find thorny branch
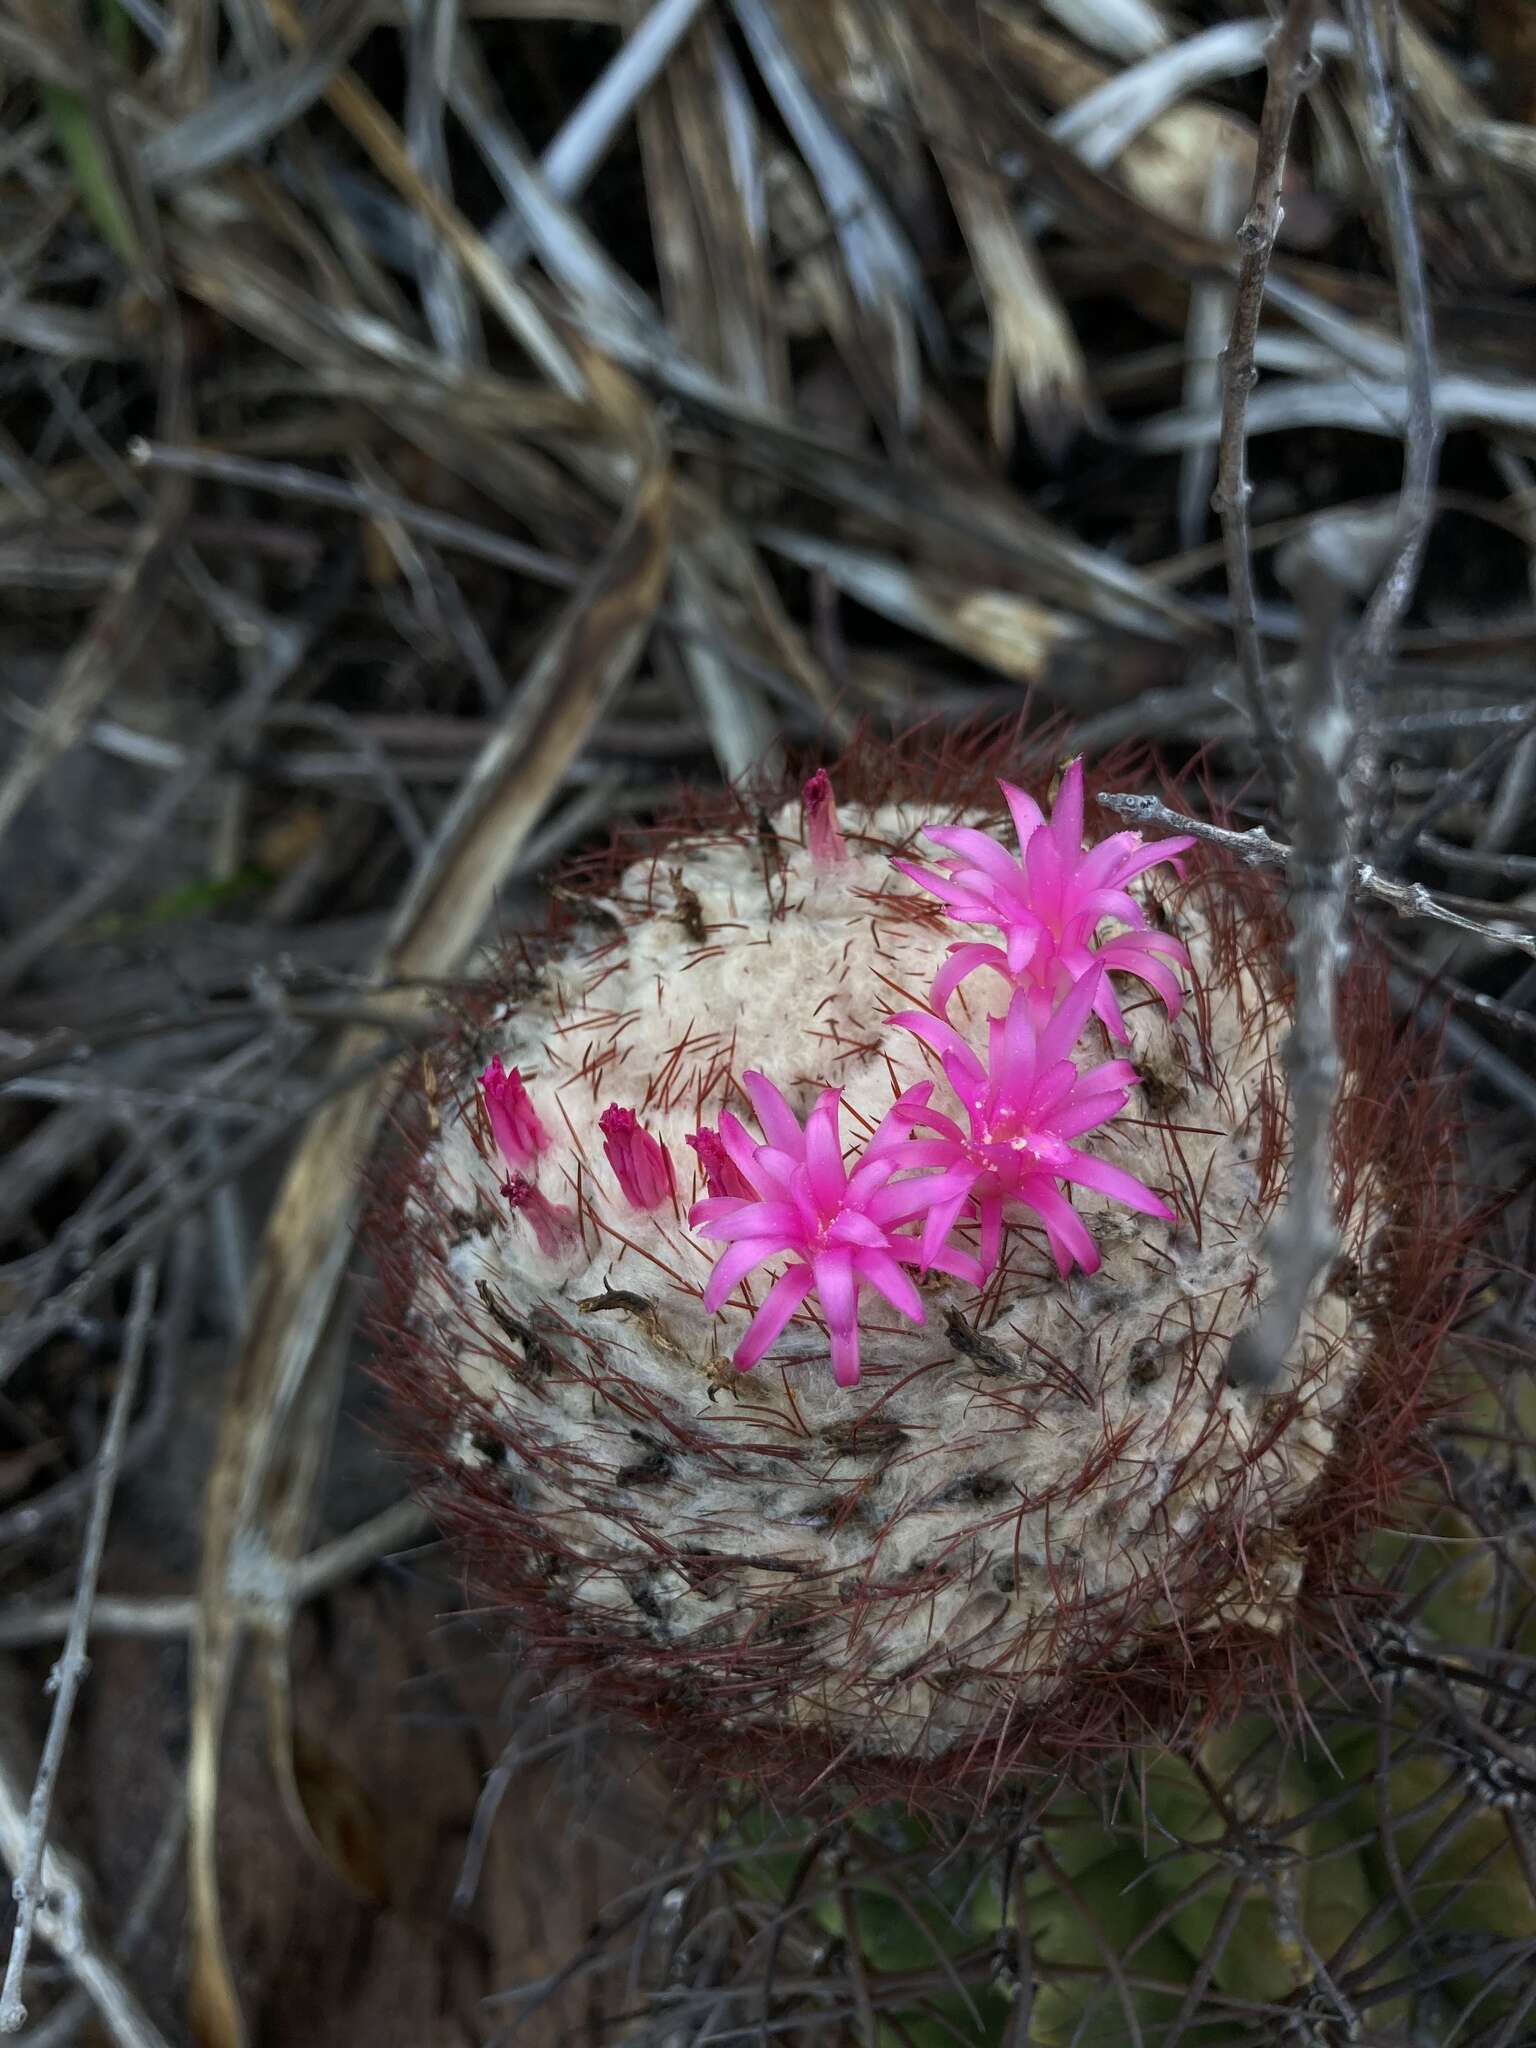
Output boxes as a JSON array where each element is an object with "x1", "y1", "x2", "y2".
[
  {"x1": 1226, "y1": 558, "x2": 1356, "y2": 1390},
  {"x1": 1341, "y1": 0, "x2": 1443, "y2": 689},
  {"x1": 1096, "y1": 793, "x2": 1536, "y2": 963},
  {"x1": 1213, "y1": 0, "x2": 1323, "y2": 782}
]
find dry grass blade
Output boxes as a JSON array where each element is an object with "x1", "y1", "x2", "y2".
[
  {"x1": 731, "y1": 0, "x2": 937, "y2": 431},
  {"x1": 759, "y1": 526, "x2": 1085, "y2": 694},
  {"x1": 139, "y1": 0, "x2": 376, "y2": 184},
  {"x1": 908, "y1": 9, "x2": 1090, "y2": 460},
  {"x1": 1038, "y1": 0, "x2": 1169, "y2": 62},
  {"x1": 1463, "y1": 120, "x2": 1536, "y2": 184},
  {"x1": 671, "y1": 547, "x2": 784, "y2": 786},
  {"x1": 488, "y1": 0, "x2": 717, "y2": 269},
  {"x1": 0, "y1": 528, "x2": 179, "y2": 848},
  {"x1": 258, "y1": 0, "x2": 593, "y2": 401},
  {"x1": 187, "y1": 444, "x2": 673, "y2": 2048},
  {"x1": 679, "y1": 393, "x2": 1207, "y2": 641}
]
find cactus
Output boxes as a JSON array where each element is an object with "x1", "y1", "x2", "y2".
[
  {"x1": 373, "y1": 740, "x2": 1467, "y2": 1802},
  {"x1": 568, "y1": 1644, "x2": 1529, "y2": 2045}
]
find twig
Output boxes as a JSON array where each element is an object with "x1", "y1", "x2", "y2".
[
  {"x1": 20, "y1": 1789, "x2": 186, "y2": 2048},
  {"x1": 1377, "y1": 705, "x2": 1536, "y2": 869},
  {"x1": 1341, "y1": 0, "x2": 1442, "y2": 686},
  {"x1": 1212, "y1": 0, "x2": 1322, "y2": 777},
  {"x1": 0, "y1": 1262, "x2": 159, "y2": 2032},
  {"x1": 1232, "y1": 557, "x2": 1355, "y2": 1390},
  {"x1": 0, "y1": 562, "x2": 353, "y2": 997},
  {"x1": 1177, "y1": 143, "x2": 1244, "y2": 553},
  {"x1": 0, "y1": 1498, "x2": 433, "y2": 1651},
  {"x1": 0, "y1": 1042, "x2": 404, "y2": 1386},
  {"x1": 124, "y1": 440, "x2": 808, "y2": 711},
  {"x1": 0, "y1": 1737, "x2": 173, "y2": 2048},
  {"x1": 1388, "y1": 971, "x2": 1536, "y2": 1125},
  {"x1": 1096, "y1": 791, "x2": 1536, "y2": 962}
]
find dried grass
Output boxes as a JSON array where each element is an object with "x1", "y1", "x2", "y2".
[{"x1": 0, "y1": 1, "x2": 1534, "y2": 2041}]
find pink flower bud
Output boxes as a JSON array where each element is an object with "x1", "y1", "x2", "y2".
[
  {"x1": 599, "y1": 1105, "x2": 675, "y2": 1212},
  {"x1": 802, "y1": 769, "x2": 847, "y2": 869},
  {"x1": 687, "y1": 1125, "x2": 753, "y2": 1200},
  {"x1": 502, "y1": 1173, "x2": 577, "y2": 1256},
  {"x1": 480, "y1": 1057, "x2": 548, "y2": 1169}
]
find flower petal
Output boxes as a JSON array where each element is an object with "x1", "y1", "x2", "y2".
[
  {"x1": 931, "y1": 943, "x2": 1010, "y2": 1016},
  {"x1": 1050, "y1": 1092, "x2": 1130, "y2": 1141},
  {"x1": 733, "y1": 1263, "x2": 815, "y2": 1371},
  {"x1": 921, "y1": 823, "x2": 1025, "y2": 892},
  {"x1": 891, "y1": 856, "x2": 976, "y2": 910},
  {"x1": 893, "y1": 1008, "x2": 984, "y2": 1085},
  {"x1": 1024, "y1": 822, "x2": 1063, "y2": 918},
  {"x1": 703, "y1": 1235, "x2": 784, "y2": 1312},
  {"x1": 718, "y1": 1111, "x2": 769, "y2": 1189},
  {"x1": 999, "y1": 985, "x2": 1039, "y2": 1089},
  {"x1": 829, "y1": 1326, "x2": 862, "y2": 1387},
  {"x1": 918, "y1": 1237, "x2": 988, "y2": 1288},
  {"x1": 803, "y1": 1092, "x2": 848, "y2": 1209},
  {"x1": 1000, "y1": 780, "x2": 1044, "y2": 847},
  {"x1": 1058, "y1": 1150, "x2": 1173, "y2": 1218},
  {"x1": 1036, "y1": 964, "x2": 1105, "y2": 1067},
  {"x1": 827, "y1": 1209, "x2": 889, "y2": 1250},
  {"x1": 1019, "y1": 1181, "x2": 1100, "y2": 1276},
  {"x1": 704, "y1": 1200, "x2": 808, "y2": 1243},
  {"x1": 976, "y1": 1194, "x2": 1005, "y2": 1275},
  {"x1": 854, "y1": 1248, "x2": 925, "y2": 1323},
  {"x1": 917, "y1": 1183, "x2": 973, "y2": 1268},
  {"x1": 1051, "y1": 758, "x2": 1084, "y2": 861},
  {"x1": 1108, "y1": 834, "x2": 1194, "y2": 884},
  {"x1": 812, "y1": 1248, "x2": 857, "y2": 1340},
  {"x1": 688, "y1": 1195, "x2": 752, "y2": 1233},
  {"x1": 741, "y1": 1071, "x2": 805, "y2": 1155}
]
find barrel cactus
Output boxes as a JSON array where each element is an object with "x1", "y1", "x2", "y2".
[{"x1": 374, "y1": 739, "x2": 1464, "y2": 1801}]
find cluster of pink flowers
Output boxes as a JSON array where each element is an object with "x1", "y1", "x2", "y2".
[
  {"x1": 480, "y1": 764, "x2": 1190, "y2": 1387},
  {"x1": 691, "y1": 763, "x2": 1191, "y2": 1386}
]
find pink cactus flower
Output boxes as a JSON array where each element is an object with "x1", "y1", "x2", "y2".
[
  {"x1": 600, "y1": 1105, "x2": 675, "y2": 1211},
  {"x1": 690, "y1": 1072, "x2": 982, "y2": 1388},
  {"x1": 502, "y1": 1172, "x2": 577, "y2": 1257},
  {"x1": 480, "y1": 1056, "x2": 549, "y2": 1168},
  {"x1": 802, "y1": 768, "x2": 848, "y2": 869},
  {"x1": 893, "y1": 760, "x2": 1193, "y2": 1042},
  {"x1": 687, "y1": 1125, "x2": 754, "y2": 1200},
  {"x1": 892, "y1": 966, "x2": 1172, "y2": 1278}
]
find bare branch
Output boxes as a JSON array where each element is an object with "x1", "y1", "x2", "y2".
[
  {"x1": 1096, "y1": 792, "x2": 1536, "y2": 961},
  {"x1": 1341, "y1": 0, "x2": 1442, "y2": 685},
  {"x1": 1213, "y1": 0, "x2": 1323, "y2": 777},
  {"x1": 0, "y1": 1498, "x2": 433, "y2": 1652},
  {"x1": 0, "y1": 1263, "x2": 159, "y2": 2033},
  {"x1": 1226, "y1": 560, "x2": 1354, "y2": 1390}
]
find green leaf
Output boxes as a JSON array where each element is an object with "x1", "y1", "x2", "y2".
[{"x1": 41, "y1": 83, "x2": 138, "y2": 266}]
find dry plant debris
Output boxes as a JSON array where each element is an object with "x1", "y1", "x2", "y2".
[{"x1": 0, "y1": 0, "x2": 1533, "y2": 2043}]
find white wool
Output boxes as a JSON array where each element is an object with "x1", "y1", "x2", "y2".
[{"x1": 411, "y1": 801, "x2": 1367, "y2": 1757}]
